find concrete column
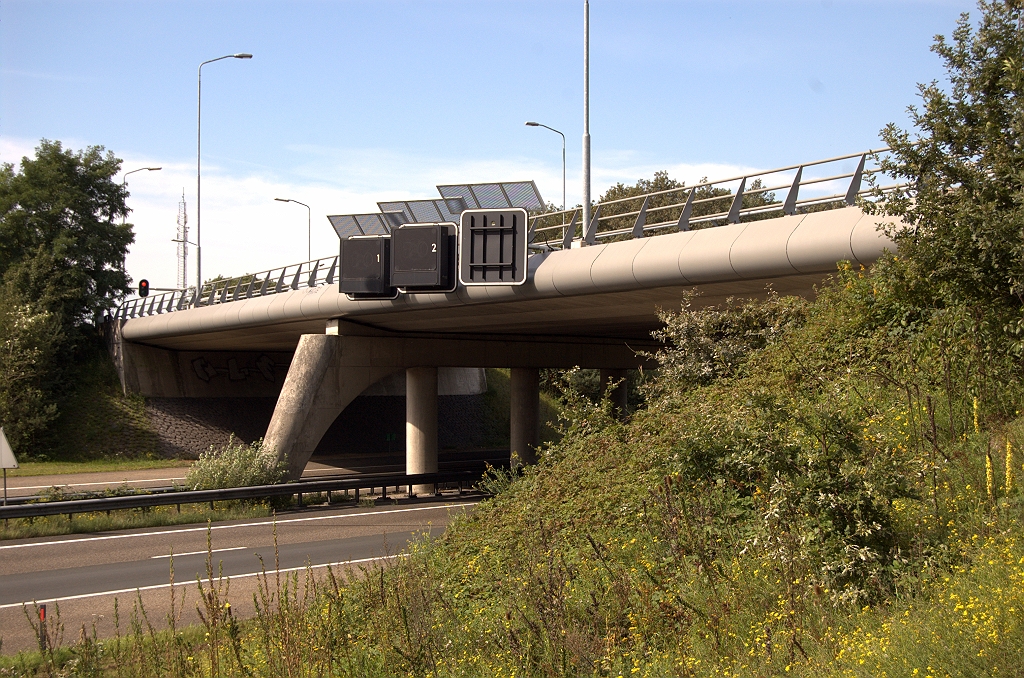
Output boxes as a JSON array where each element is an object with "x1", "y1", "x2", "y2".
[
  {"x1": 406, "y1": 366, "x2": 438, "y2": 495},
  {"x1": 510, "y1": 367, "x2": 540, "y2": 468},
  {"x1": 600, "y1": 368, "x2": 629, "y2": 417}
]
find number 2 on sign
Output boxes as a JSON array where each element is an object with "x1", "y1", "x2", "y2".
[{"x1": 431, "y1": 243, "x2": 436, "y2": 252}]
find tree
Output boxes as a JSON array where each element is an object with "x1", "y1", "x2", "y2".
[
  {"x1": 874, "y1": 1, "x2": 1024, "y2": 340},
  {"x1": 0, "y1": 140, "x2": 133, "y2": 331},
  {"x1": 0, "y1": 291, "x2": 61, "y2": 452},
  {"x1": 0, "y1": 140, "x2": 133, "y2": 451}
]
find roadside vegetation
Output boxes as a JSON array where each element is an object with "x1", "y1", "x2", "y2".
[
  {"x1": 0, "y1": 503, "x2": 273, "y2": 542},
  {"x1": 4, "y1": 2, "x2": 1024, "y2": 674}
]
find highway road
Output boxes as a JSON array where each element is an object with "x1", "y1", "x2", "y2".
[{"x1": 0, "y1": 497, "x2": 477, "y2": 653}]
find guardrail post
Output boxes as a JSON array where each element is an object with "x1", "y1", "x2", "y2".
[
  {"x1": 297, "y1": 492, "x2": 303, "y2": 507},
  {"x1": 783, "y1": 166, "x2": 803, "y2": 215},
  {"x1": 584, "y1": 205, "x2": 601, "y2": 245},
  {"x1": 845, "y1": 155, "x2": 866, "y2": 205},
  {"x1": 631, "y1": 196, "x2": 649, "y2": 239},
  {"x1": 677, "y1": 188, "x2": 695, "y2": 232},
  {"x1": 727, "y1": 178, "x2": 746, "y2": 224},
  {"x1": 562, "y1": 210, "x2": 578, "y2": 249}
]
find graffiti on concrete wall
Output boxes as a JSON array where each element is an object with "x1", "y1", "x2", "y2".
[{"x1": 191, "y1": 355, "x2": 282, "y2": 383}]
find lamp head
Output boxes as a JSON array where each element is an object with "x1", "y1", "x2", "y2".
[
  {"x1": 148, "y1": 167, "x2": 162, "y2": 171},
  {"x1": 234, "y1": 53, "x2": 253, "y2": 59},
  {"x1": 275, "y1": 198, "x2": 289, "y2": 203},
  {"x1": 525, "y1": 121, "x2": 539, "y2": 126}
]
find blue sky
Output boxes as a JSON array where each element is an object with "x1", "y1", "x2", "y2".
[{"x1": 1, "y1": 0, "x2": 973, "y2": 288}]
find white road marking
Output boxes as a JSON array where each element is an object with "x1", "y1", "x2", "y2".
[
  {"x1": 0, "y1": 555, "x2": 403, "y2": 610},
  {"x1": 150, "y1": 546, "x2": 247, "y2": 559},
  {"x1": 0, "y1": 502, "x2": 477, "y2": 551}
]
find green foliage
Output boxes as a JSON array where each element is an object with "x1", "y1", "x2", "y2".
[
  {"x1": 183, "y1": 437, "x2": 286, "y2": 491},
  {"x1": 873, "y1": 0, "x2": 1024, "y2": 352},
  {"x1": 0, "y1": 140, "x2": 132, "y2": 329},
  {"x1": 45, "y1": 343, "x2": 160, "y2": 461},
  {"x1": 0, "y1": 140, "x2": 134, "y2": 455},
  {"x1": 650, "y1": 289, "x2": 808, "y2": 391},
  {"x1": 0, "y1": 291, "x2": 60, "y2": 452}
]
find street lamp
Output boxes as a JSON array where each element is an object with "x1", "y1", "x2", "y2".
[
  {"x1": 275, "y1": 198, "x2": 311, "y2": 262},
  {"x1": 121, "y1": 167, "x2": 162, "y2": 225},
  {"x1": 525, "y1": 122, "x2": 565, "y2": 225},
  {"x1": 582, "y1": 0, "x2": 592, "y2": 241},
  {"x1": 197, "y1": 52, "x2": 252, "y2": 294}
]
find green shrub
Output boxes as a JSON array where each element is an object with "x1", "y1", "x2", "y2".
[{"x1": 183, "y1": 436, "x2": 285, "y2": 490}]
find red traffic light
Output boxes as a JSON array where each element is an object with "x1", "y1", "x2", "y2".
[{"x1": 139, "y1": 279, "x2": 150, "y2": 297}]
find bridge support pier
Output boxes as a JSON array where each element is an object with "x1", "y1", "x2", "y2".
[
  {"x1": 406, "y1": 367, "x2": 439, "y2": 495},
  {"x1": 600, "y1": 368, "x2": 629, "y2": 417},
  {"x1": 263, "y1": 329, "x2": 647, "y2": 480},
  {"x1": 510, "y1": 367, "x2": 540, "y2": 468}
]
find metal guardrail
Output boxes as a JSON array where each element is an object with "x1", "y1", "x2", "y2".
[
  {"x1": 115, "y1": 253, "x2": 341, "y2": 320},
  {"x1": 0, "y1": 470, "x2": 481, "y2": 521},
  {"x1": 115, "y1": 148, "x2": 905, "y2": 320},
  {"x1": 530, "y1": 148, "x2": 903, "y2": 249}
]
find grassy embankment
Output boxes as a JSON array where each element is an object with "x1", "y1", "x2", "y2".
[{"x1": 4, "y1": 257, "x2": 1023, "y2": 675}]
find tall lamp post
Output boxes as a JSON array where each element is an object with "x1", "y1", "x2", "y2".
[
  {"x1": 582, "y1": 0, "x2": 591, "y2": 242},
  {"x1": 197, "y1": 52, "x2": 252, "y2": 294},
  {"x1": 275, "y1": 198, "x2": 312, "y2": 262},
  {"x1": 525, "y1": 122, "x2": 565, "y2": 226},
  {"x1": 121, "y1": 167, "x2": 162, "y2": 225}
]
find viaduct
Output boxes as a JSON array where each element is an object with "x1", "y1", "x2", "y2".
[{"x1": 112, "y1": 150, "x2": 901, "y2": 484}]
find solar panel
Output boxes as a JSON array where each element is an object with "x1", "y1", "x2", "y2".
[
  {"x1": 327, "y1": 215, "x2": 364, "y2": 239},
  {"x1": 357, "y1": 214, "x2": 391, "y2": 235},
  {"x1": 438, "y1": 184, "x2": 479, "y2": 208},
  {"x1": 375, "y1": 199, "x2": 458, "y2": 224},
  {"x1": 327, "y1": 213, "x2": 395, "y2": 238},
  {"x1": 377, "y1": 201, "x2": 413, "y2": 223},
  {"x1": 437, "y1": 181, "x2": 544, "y2": 211},
  {"x1": 410, "y1": 200, "x2": 444, "y2": 222}
]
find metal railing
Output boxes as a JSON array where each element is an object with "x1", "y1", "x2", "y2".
[
  {"x1": 528, "y1": 147, "x2": 904, "y2": 249},
  {"x1": 0, "y1": 470, "x2": 482, "y2": 521},
  {"x1": 116, "y1": 254, "x2": 341, "y2": 320},
  {"x1": 115, "y1": 148, "x2": 905, "y2": 320}
]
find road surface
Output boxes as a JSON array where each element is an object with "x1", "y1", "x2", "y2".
[{"x1": 0, "y1": 497, "x2": 477, "y2": 653}]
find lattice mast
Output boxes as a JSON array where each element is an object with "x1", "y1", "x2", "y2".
[{"x1": 176, "y1": 191, "x2": 188, "y2": 290}]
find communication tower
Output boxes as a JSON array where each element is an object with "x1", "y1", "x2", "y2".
[{"x1": 175, "y1": 191, "x2": 188, "y2": 290}]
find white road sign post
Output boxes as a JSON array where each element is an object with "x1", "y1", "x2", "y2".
[{"x1": 0, "y1": 426, "x2": 18, "y2": 507}]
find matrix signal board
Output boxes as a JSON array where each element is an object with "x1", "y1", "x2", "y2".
[{"x1": 458, "y1": 208, "x2": 528, "y2": 286}]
